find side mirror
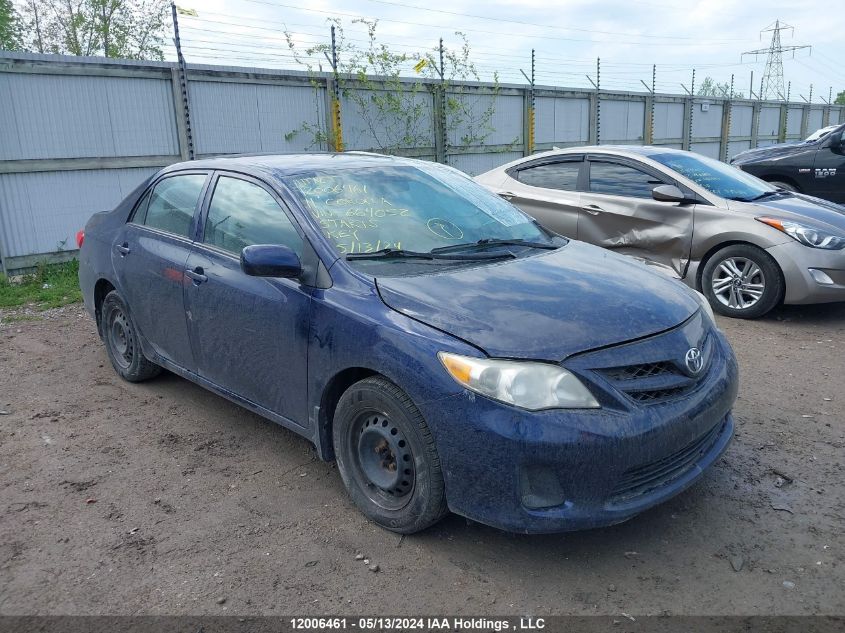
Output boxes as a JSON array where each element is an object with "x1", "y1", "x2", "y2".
[
  {"x1": 830, "y1": 131, "x2": 844, "y2": 151},
  {"x1": 652, "y1": 184, "x2": 688, "y2": 204},
  {"x1": 240, "y1": 244, "x2": 301, "y2": 278}
]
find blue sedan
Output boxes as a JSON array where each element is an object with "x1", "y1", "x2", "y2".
[{"x1": 78, "y1": 153, "x2": 738, "y2": 534}]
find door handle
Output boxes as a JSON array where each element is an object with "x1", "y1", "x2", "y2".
[
  {"x1": 185, "y1": 267, "x2": 208, "y2": 284},
  {"x1": 497, "y1": 191, "x2": 517, "y2": 200},
  {"x1": 583, "y1": 204, "x2": 603, "y2": 215},
  {"x1": 115, "y1": 243, "x2": 131, "y2": 256}
]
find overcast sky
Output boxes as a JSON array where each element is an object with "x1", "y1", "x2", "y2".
[{"x1": 173, "y1": 0, "x2": 844, "y2": 101}]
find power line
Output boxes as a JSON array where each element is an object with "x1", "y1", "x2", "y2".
[
  {"x1": 360, "y1": 0, "x2": 749, "y2": 41},
  {"x1": 232, "y1": 0, "x2": 758, "y2": 47}
]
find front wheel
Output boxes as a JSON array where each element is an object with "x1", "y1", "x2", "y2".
[
  {"x1": 333, "y1": 377, "x2": 448, "y2": 534},
  {"x1": 701, "y1": 244, "x2": 783, "y2": 319}
]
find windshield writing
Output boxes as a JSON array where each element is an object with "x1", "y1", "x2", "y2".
[{"x1": 287, "y1": 165, "x2": 546, "y2": 256}]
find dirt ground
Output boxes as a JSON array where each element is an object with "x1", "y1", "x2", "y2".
[{"x1": 0, "y1": 301, "x2": 843, "y2": 617}]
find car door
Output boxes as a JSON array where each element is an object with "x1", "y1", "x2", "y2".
[
  {"x1": 577, "y1": 156, "x2": 694, "y2": 278},
  {"x1": 112, "y1": 171, "x2": 210, "y2": 370},
  {"x1": 498, "y1": 156, "x2": 583, "y2": 238},
  {"x1": 183, "y1": 172, "x2": 311, "y2": 426},
  {"x1": 813, "y1": 128, "x2": 845, "y2": 203}
]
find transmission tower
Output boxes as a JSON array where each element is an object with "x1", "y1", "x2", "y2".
[{"x1": 742, "y1": 20, "x2": 810, "y2": 100}]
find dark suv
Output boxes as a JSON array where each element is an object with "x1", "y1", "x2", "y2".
[{"x1": 730, "y1": 123, "x2": 845, "y2": 203}]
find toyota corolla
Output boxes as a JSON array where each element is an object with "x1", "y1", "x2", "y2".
[{"x1": 78, "y1": 153, "x2": 738, "y2": 534}]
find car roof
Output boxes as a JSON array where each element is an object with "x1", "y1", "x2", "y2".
[
  {"x1": 159, "y1": 152, "x2": 423, "y2": 179},
  {"x1": 525, "y1": 145, "x2": 692, "y2": 161}
]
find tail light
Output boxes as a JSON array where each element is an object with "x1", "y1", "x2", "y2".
[{"x1": 76, "y1": 230, "x2": 85, "y2": 249}]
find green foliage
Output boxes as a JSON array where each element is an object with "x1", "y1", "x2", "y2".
[
  {"x1": 835, "y1": 90, "x2": 845, "y2": 106},
  {"x1": 284, "y1": 20, "x2": 508, "y2": 157},
  {"x1": 0, "y1": 0, "x2": 21, "y2": 49},
  {"x1": 15, "y1": 0, "x2": 168, "y2": 59},
  {"x1": 698, "y1": 76, "x2": 743, "y2": 99},
  {"x1": 0, "y1": 259, "x2": 82, "y2": 310}
]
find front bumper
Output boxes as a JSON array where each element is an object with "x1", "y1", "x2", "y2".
[
  {"x1": 767, "y1": 240, "x2": 845, "y2": 304},
  {"x1": 419, "y1": 318, "x2": 739, "y2": 534}
]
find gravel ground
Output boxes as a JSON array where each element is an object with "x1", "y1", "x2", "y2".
[{"x1": 0, "y1": 302, "x2": 843, "y2": 616}]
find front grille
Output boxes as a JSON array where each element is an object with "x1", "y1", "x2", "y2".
[
  {"x1": 628, "y1": 386, "x2": 688, "y2": 403},
  {"x1": 597, "y1": 332, "x2": 713, "y2": 406},
  {"x1": 604, "y1": 361, "x2": 673, "y2": 381},
  {"x1": 610, "y1": 421, "x2": 724, "y2": 503}
]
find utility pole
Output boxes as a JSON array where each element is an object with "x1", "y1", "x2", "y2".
[
  {"x1": 170, "y1": 2, "x2": 194, "y2": 160},
  {"x1": 742, "y1": 20, "x2": 810, "y2": 100}
]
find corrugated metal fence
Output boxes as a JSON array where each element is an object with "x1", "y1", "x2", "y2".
[{"x1": 1, "y1": 51, "x2": 843, "y2": 272}]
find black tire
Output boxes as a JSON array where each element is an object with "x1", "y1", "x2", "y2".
[
  {"x1": 770, "y1": 181, "x2": 798, "y2": 192},
  {"x1": 701, "y1": 244, "x2": 784, "y2": 319},
  {"x1": 333, "y1": 376, "x2": 448, "y2": 534},
  {"x1": 101, "y1": 290, "x2": 162, "y2": 382}
]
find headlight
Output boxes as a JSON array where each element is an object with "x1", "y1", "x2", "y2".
[
  {"x1": 438, "y1": 352, "x2": 600, "y2": 410},
  {"x1": 757, "y1": 217, "x2": 845, "y2": 250},
  {"x1": 693, "y1": 289, "x2": 716, "y2": 323}
]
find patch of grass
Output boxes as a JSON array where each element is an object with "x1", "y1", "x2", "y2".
[{"x1": 0, "y1": 260, "x2": 82, "y2": 310}]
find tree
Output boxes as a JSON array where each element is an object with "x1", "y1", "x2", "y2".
[
  {"x1": 15, "y1": 0, "x2": 169, "y2": 60},
  {"x1": 698, "y1": 76, "x2": 744, "y2": 99},
  {"x1": 0, "y1": 0, "x2": 21, "y2": 49},
  {"x1": 284, "y1": 19, "x2": 510, "y2": 156},
  {"x1": 836, "y1": 90, "x2": 845, "y2": 106}
]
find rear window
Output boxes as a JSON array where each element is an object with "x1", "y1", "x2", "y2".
[
  {"x1": 140, "y1": 174, "x2": 207, "y2": 237},
  {"x1": 517, "y1": 161, "x2": 581, "y2": 191}
]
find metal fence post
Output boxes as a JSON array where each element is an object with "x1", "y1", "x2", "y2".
[
  {"x1": 751, "y1": 101, "x2": 761, "y2": 148},
  {"x1": 779, "y1": 82, "x2": 791, "y2": 143},
  {"x1": 327, "y1": 26, "x2": 344, "y2": 152},
  {"x1": 800, "y1": 104, "x2": 810, "y2": 139},
  {"x1": 721, "y1": 74, "x2": 734, "y2": 162},
  {"x1": 520, "y1": 50, "x2": 535, "y2": 156},
  {"x1": 596, "y1": 58, "x2": 601, "y2": 144},
  {"x1": 433, "y1": 38, "x2": 448, "y2": 164},
  {"x1": 170, "y1": 2, "x2": 194, "y2": 160}
]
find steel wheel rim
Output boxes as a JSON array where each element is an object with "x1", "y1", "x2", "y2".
[
  {"x1": 108, "y1": 309, "x2": 134, "y2": 369},
  {"x1": 349, "y1": 412, "x2": 415, "y2": 511},
  {"x1": 711, "y1": 256, "x2": 766, "y2": 310}
]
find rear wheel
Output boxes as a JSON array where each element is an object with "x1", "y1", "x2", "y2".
[
  {"x1": 101, "y1": 290, "x2": 162, "y2": 382},
  {"x1": 333, "y1": 377, "x2": 448, "y2": 534},
  {"x1": 701, "y1": 244, "x2": 783, "y2": 319}
]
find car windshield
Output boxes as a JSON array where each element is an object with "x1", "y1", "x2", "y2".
[
  {"x1": 649, "y1": 152, "x2": 776, "y2": 202},
  {"x1": 284, "y1": 164, "x2": 555, "y2": 260},
  {"x1": 806, "y1": 126, "x2": 837, "y2": 141}
]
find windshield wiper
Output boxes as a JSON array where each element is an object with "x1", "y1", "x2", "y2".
[
  {"x1": 346, "y1": 247, "x2": 515, "y2": 261},
  {"x1": 430, "y1": 238, "x2": 558, "y2": 255},
  {"x1": 735, "y1": 189, "x2": 791, "y2": 202}
]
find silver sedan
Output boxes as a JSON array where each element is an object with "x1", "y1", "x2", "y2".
[{"x1": 475, "y1": 146, "x2": 845, "y2": 318}]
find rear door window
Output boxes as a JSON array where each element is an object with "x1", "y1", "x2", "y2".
[
  {"x1": 140, "y1": 174, "x2": 207, "y2": 237},
  {"x1": 589, "y1": 161, "x2": 664, "y2": 199},
  {"x1": 517, "y1": 161, "x2": 581, "y2": 191}
]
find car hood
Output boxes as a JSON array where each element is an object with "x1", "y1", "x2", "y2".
[
  {"x1": 375, "y1": 241, "x2": 700, "y2": 361},
  {"x1": 731, "y1": 142, "x2": 811, "y2": 164},
  {"x1": 731, "y1": 193, "x2": 845, "y2": 232}
]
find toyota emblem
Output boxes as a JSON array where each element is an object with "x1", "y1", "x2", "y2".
[{"x1": 685, "y1": 347, "x2": 703, "y2": 375}]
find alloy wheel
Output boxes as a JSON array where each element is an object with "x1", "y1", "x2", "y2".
[{"x1": 711, "y1": 256, "x2": 766, "y2": 310}]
